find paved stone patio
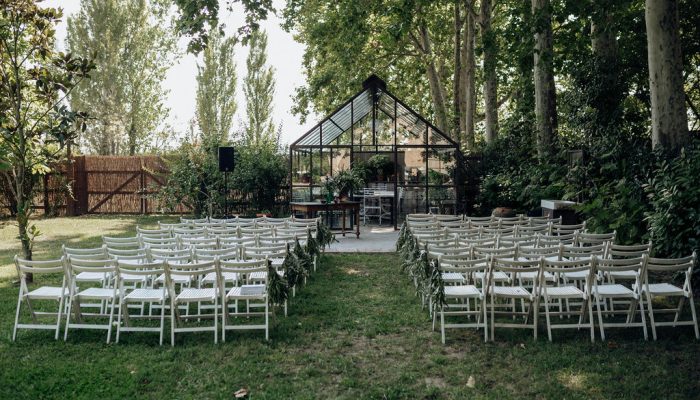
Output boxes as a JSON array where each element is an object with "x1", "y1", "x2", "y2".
[{"x1": 325, "y1": 225, "x2": 398, "y2": 253}]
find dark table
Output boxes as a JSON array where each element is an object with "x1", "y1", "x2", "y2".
[{"x1": 290, "y1": 201, "x2": 360, "y2": 238}]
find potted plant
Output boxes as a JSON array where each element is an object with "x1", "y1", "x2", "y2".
[{"x1": 334, "y1": 169, "x2": 365, "y2": 200}]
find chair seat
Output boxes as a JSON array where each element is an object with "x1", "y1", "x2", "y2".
[
  {"x1": 475, "y1": 271, "x2": 509, "y2": 282},
  {"x1": 76, "y1": 287, "x2": 118, "y2": 299},
  {"x1": 542, "y1": 286, "x2": 584, "y2": 298},
  {"x1": 124, "y1": 288, "x2": 167, "y2": 302},
  {"x1": 75, "y1": 272, "x2": 110, "y2": 282},
  {"x1": 26, "y1": 286, "x2": 68, "y2": 300},
  {"x1": 561, "y1": 270, "x2": 590, "y2": 280},
  {"x1": 608, "y1": 270, "x2": 637, "y2": 280},
  {"x1": 444, "y1": 285, "x2": 481, "y2": 298},
  {"x1": 441, "y1": 272, "x2": 465, "y2": 283},
  {"x1": 120, "y1": 273, "x2": 148, "y2": 283},
  {"x1": 176, "y1": 288, "x2": 217, "y2": 302},
  {"x1": 593, "y1": 284, "x2": 635, "y2": 298},
  {"x1": 155, "y1": 274, "x2": 191, "y2": 285},
  {"x1": 491, "y1": 286, "x2": 532, "y2": 298},
  {"x1": 520, "y1": 271, "x2": 555, "y2": 281},
  {"x1": 270, "y1": 258, "x2": 285, "y2": 267},
  {"x1": 203, "y1": 271, "x2": 238, "y2": 284},
  {"x1": 643, "y1": 283, "x2": 684, "y2": 296},
  {"x1": 227, "y1": 284, "x2": 266, "y2": 299}
]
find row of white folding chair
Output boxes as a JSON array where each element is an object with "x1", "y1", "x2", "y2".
[
  {"x1": 433, "y1": 251, "x2": 698, "y2": 343},
  {"x1": 12, "y1": 255, "x2": 274, "y2": 345}
]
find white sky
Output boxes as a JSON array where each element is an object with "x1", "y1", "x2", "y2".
[{"x1": 44, "y1": 0, "x2": 316, "y2": 146}]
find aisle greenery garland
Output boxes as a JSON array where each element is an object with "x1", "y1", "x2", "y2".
[{"x1": 267, "y1": 259, "x2": 289, "y2": 306}]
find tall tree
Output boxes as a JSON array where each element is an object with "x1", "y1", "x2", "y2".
[
  {"x1": 532, "y1": 0, "x2": 557, "y2": 157},
  {"x1": 0, "y1": 0, "x2": 93, "y2": 277},
  {"x1": 481, "y1": 0, "x2": 499, "y2": 143},
  {"x1": 67, "y1": 0, "x2": 176, "y2": 155},
  {"x1": 243, "y1": 30, "x2": 277, "y2": 148},
  {"x1": 196, "y1": 31, "x2": 237, "y2": 151},
  {"x1": 645, "y1": 0, "x2": 689, "y2": 150},
  {"x1": 461, "y1": 1, "x2": 476, "y2": 150}
]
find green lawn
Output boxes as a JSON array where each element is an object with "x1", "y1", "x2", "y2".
[{"x1": 0, "y1": 216, "x2": 699, "y2": 399}]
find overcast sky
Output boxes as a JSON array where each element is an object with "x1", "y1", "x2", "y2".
[{"x1": 44, "y1": 0, "x2": 317, "y2": 146}]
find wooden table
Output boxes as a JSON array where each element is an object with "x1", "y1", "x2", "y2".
[{"x1": 290, "y1": 201, "x2": 360, "y2": 238}]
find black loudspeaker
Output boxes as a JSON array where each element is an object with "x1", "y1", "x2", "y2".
[{"x1": 218, "y1": 146, "x2": 235, "y2": 172}]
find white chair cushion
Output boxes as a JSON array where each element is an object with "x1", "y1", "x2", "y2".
[
  {"x1": 541, "y1": 286, "x2": 583, "y2": 298},
  {"x1": 155, "y1": 274, "x2": 191, "y2": 285},
  {"x1": 475, "y1": 271, "x2": 509, "y2": 282},
  {"x1": 26, "y1": 286, "x2": 68, "y2": 299},
  {"x1": 124, "y1": 288, "x2": 166, "y2": 302},
  {"x1": 561, "y1": 270, "x2": 590, "y2": 280},
  {"x1": 444, "y1": 285, "x2": 481, "y2": 298},
  {"x1": 593, "y1": 284, "x2": 634, "y2": 298},
  {"x1": 441, "y1": 272, "x2": 465, "y2": 283},
  {"x1": 76, "y1": 287, "x2": 117, "y2": 299},
  {"x1": 227, "y1": 284, "x2": 266, "y2": 299},
  {"x1": 491, "y1": 286, "x2": 531, "y2": 298},
  {"x1": 644, "y1": 283, "x2": 684, "y2": 296},
  {"x1": 176, "y1": 288, "x2": 217, "y2": 302},
  {"x1": 202, "y1": 271, "x2": 238, "y2": 284},
  {"x1": 75, "y1": 272, "x2": 110, "y2": 282},
  {"x1": 608, "y1": 270, "x2": 637, "y2": 280}
]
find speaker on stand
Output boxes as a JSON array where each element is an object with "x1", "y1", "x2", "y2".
[{"x1": 218, "y1": 146, "x2": 235, "y2": 218}]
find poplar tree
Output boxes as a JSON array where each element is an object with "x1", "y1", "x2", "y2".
[{"x1": 242, "y1": 30, "x2": 277, "y2": 149}]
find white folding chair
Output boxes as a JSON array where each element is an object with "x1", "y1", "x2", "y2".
[
  {"x1": 488, "y1": 257, "x2": 541, "y2": 341},
  {"x1": 540, "y1": 257, "x2": 596, "y2": 342},
  {"x1": 219, "y1": 259, "x2": 270, "y2": 341},
  {"x1": 63, "y1": 257, "x2": 119, "y2": 342},
  {"x1": 643, "y1": 253, "x2": 699, "y2": 340},
  {"x1": 592, "y1": 256, "x2": 648, "y2": 340},
  {"x1": 438, "y1": 256, "x2": 489, "y2": 343},
  {"x1": 116, "y1": 260, "x2": 168, "y2": 345},
  {"x1": 12, "y1": 256, "x2": 69, "y2": 341},
  {"x1": 165, "y1": 260, "x2": 220, "y2": 346}
]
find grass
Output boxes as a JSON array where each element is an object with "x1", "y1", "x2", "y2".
[{"x1": 0, "y1": 216, "x2": 699, "y2": 399}]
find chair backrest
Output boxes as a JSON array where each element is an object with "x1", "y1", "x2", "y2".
[
  {"x1": 219, "y1": 258, "x2": 268, "y2": 283},
  {"x1": 516, "y1": 224, "x2": 550, "y2": 236},
  {"x1": 490, "y1": 257, "x2": 542, "y2": 288},
  {"x1": 518, "y1": 245, "x2": 561, "y2": 260},
  {"x1": 595, "y1": 255, "x2": 646, "y2": 274},
  {"x1": 459, "y1": 237, "x2": 497, "y2": 249},
  {"x1": 158, "y1": 222, "x2": 188, "y2": 230},
  {"x1": 178, "y1": 236, "x2": 218, "y2": 250},
  {"x1": 62, "y1": 244, "x2": 108, "y2": 258},
  {"x1": 607, "y1": 242, "x2": 651, "y2": 259},
  {"x1": 150, "y1": 251, "x2": 192, "y2": 265},
  {"x1": 240, "y1": 227, "x2": 272, "y2": 236},
  {"x1": 136, "y1": 226, "x2": 172, "y2": 239},
  {"x1": 139, "y1": 236, "x2": 179, "y2": 249},
  {"x1": 103, "y1": 236, "x2": 140, "y2": 249},
  {"x1": 407, "y1": 221, "x2": 439, "y2": 230},
  {"x1": 434, "y1": 215, "x2": 462, "y2": 222},
  {"x1": 438, "y1": 255, "x2": 489, "y2": 284},
  {"x1": 561, "y1": 244, "x2": 606, "y2": 260},
  {"x1": 499, "y1": 236, "x2": 538, "y2": 248},
  {"x1": 482, "y1": 226, "x2": 515, "y2": 237},
  {"x1": 537, "y1": 233, "x2": 575, "y2": 247},
  {"x1": 428, "y1": 245, "x2": 470, "y2": 259},
  {"x1": 180, "y1": 217, "x2": 208, "y2": 224},
  {"x1": 446, "y1": 227, "x2": 481, "y2": 239},
  {"x1": 439, "y1": 220, "x2": 469, "y2": 229},
  {"x1": 644, "y1": 253, "x2": 696, "y2": 294},
  {"x1": 164, "y1": 260, "x2": 218, "y2": 291},
  {"x1": 542, "y1": 257, "x2": 596, "y2": 288},
  {"x1": 474, "y1": 245, "x2": 517, "y2": 259},
  {"x1": 107, "y1": 246, "x2": 148, "y2": 259},
  {"x1": 172, "y1": 227, "x2": 206, "y2": 236},
  {"x1": 14, "y1": 256, "x2": 66, "y2": 281},
  {"x1": 194, "y1": 247, "x2": 240, "y2": 262},
  {"x1": 243, "y1": 244, "x2": 288, "y2": 259},
  {"x1": 466, "y1": 217, "x2": 493, "y2": 228},
  {"x1": 219, "y1": 235, "x2": 257, "y2": 247},
  {"x1": 66, "y1": 257, "x2": 117, "y2": 282},
  {"x1": 116, "y1": 260, "x2": 165, "y2": 280},
  {"x1": 575, "y1": 231, "x2": 616, "y2": 247},
  {"x1": 148, "y1": 247, "x2": 192, "y2": 259},
  {"x1": 528, "y1": 216, "x2": 561, "y2": 226},
  {"x1": 422, "y1": 236, "x2": 458, "y2": 249},
  {"x1": 552, "y1": 223, "x2": 586, "y2": 236},
  {"x1": 206, "y1": 227, "x2": 237, "y2": 236}
]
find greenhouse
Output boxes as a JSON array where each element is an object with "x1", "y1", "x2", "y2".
[{"x1": 289, "y1": 75, "x2": 465, "y2": 229}]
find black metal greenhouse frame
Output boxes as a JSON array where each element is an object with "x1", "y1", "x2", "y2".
[{"x1": 289, "y1": 75, "x2": 466, "y2": 230}]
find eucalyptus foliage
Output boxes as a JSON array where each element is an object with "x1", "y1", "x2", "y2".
[
  {"x1": 266, "y1": 258, "x2": 289, "y2": 307},
  {"x1": 315, "y1": 220, "x2": 337, "y2": 250}
]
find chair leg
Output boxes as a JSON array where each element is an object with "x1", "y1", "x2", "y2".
[
  {"x1": 265, "y1": 300, "x2": 269, "y2": 341},
  {"x1": 637, "y1": 297, "x2": 648, "y2": 340},
  {"x1": 64, "y1": 294, "x2": 74, "y2": 341},
  {"x1": 440, "y1": 308, "x2": 445, "y2": 344},
  {"x1": 55, "y1": 295, "x2": 65, "y2": 340},
  {"x1": 673, "y1": 297, "x2": 685, "y2": 326},
  {"x1": 170, "y1": 301, "x2": 176, "y2": 347},
  {"x1": 596, "y1": 296, "x2": 606, "y2": 341},
  {"x1": 688, "y1": 296, "x2": 699, "y2": 339},
  {"x1": 490, "y1": 295, "x2": 495, "y2": 342},
  {"x1": 222, "y1": 298, "x2": 228, "y2": 343},
  {"x1": 214, "y1": 298, "x2": 218, "y2": 344},
  {"x1": 116, "y1": 299, "x2": 124, "y2": 343},
  {"x1": 587, "y1": 298, "x2": 595, "y2": 343},
  {"x1": 533, "y1": 299, "x2": 538, "y2": 341},
  {"x1": 544, "y1": 296, "x2": 552, "y2": 342},
  {"x1": 160, "y1": 300, "x2": 166, "y2": 346},
  {"x1": 646, "y1": 291, "x2": 657, "y2": 340},
  {"x1": 482, "y1": 300, "x2": 488, "y2": 342},
  {"x1": 106, "y1": 297, "x2": 116, "y2": 344},
  {"x1": 12, "y1": 294, "x2": 22, "y2": 342}
]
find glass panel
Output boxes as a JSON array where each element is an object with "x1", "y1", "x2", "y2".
[
  {"x1": 320, "y1": 148, "x2": 332, "y2": 177},
  {"x1": 291, "y1": 187, "x2": 310, "y2": 202},
  {"x1": 292, "y1": 149, "x2": 311, "y2": 185},
  {"x1": 397, "y1": 146, "x2": 427, "y2": 185},
  {"x1": 331, "y1": 147, "x2": 351, "y2": 173},
  {"x1": 310, "y1": 148, "x2": 322, "y2": 185},
  {"x1": 427, "y1": 148, "x2": 456, "y2": 185},
  {"x1": 428, "y1": 126, "x2": 452, "y2": 146},
  {"x1": 375, "y1": 105, "x2": 394, "y2": 146},
  {"x1": 399, "y1": 186, "x2": 427, "y2": 215},
  {"x1": 428, "y1": 187, "x2": 456, "y2": 214}
]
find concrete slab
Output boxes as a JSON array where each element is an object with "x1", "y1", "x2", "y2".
[{"x1": 324, "y1": 225, "x2": 398, "y2": 253}]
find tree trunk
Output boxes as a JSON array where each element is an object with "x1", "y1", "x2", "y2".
[
  {"x1": 532, "y1": 0, "x2": 557, "y2": 158},
  {"x1": 591, "y1": 13, "x2": 619, "y2": 126},
  {"x1": 128, "y1": 122, "x2": 137, "y2": 156},
  {"x1": 419, "y1": 24, "x2": 449, "y2": 134},
  {"x1": 645, "y1": 0, "x2": 689, "y2": 151},
  {"x1": 481, "y1": 0, "x2": 498, "y2": 143},
  {"x1": 453, "y1": 1, "x2": 463, "y2": 144},
  {"x1": 461, "y1": 2, "x2": 476, "y2": 150}
]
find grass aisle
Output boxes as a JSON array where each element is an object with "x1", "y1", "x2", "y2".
[{"x1": 0, "y1": 218, "x2": 699, "y2": 398}]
